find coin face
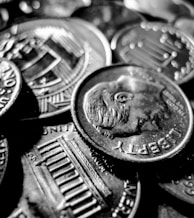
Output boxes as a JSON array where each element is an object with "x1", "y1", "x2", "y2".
[
  {"x1": 111, "y1": 22, "x2": 194, "y2": 84},
  {"x1": 10, "y1": 123, "x2": 140, "y2": 218},
  {"x1": 71, "y1": 64, "x2": 193, "y2": 162},
  {"x1": 72, "y1": 1, "x2": 145, "y2": 41},
  {"x1": 0, "y1": 58, "x2": 21, "y2": 117},
  {"x1": 0, "y1": 136, "x2": 8, "y2": 185},
  {"x1": 0, "y1": 18, "x2": 111, "y2": 119}
]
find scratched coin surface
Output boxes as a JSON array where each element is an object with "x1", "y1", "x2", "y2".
[
  {"x1": 0, "y1": 18, "x2": 111, "y2": 119},
  {"x1": 111, "y1": 21, "x2": 194, "y2": 84},
  {"x1": 72, "y1": 1, "x2": 145, "y2": 41},
  {"x1": 71, "y1": 64, "x2": 193, "y2": 162},
  {"x1": 8, "y1": 123, "x2": 141, "y2": 218},
  {"x1": 0, "y1": 58, "x2": 21, "y2": 117}
]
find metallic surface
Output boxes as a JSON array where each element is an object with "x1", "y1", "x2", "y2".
[
  {"x1": 72, "y1": 1, "x2": 145, "y2": 41},
  {"x1": 111, "y1": 21, "x2": 194, "y2": 84},
  {"x1": 0, "y1": 58, "x2": 22, "y2": 117},
  {"x1": 0, "y1": 135, "x2": 8, "y2": 185},
  {"x1": 8, "y1": 123, "x2": 141, "y2": 218},
  {"x1": 19, "y1": 0, "x2": 91, "y2": 17},
  {"x1": 71, "y1": 64, "x2": 193, "y2": 162},
  {"x1": 0, "y1": 18, "x2": 111, "y2": 119}
]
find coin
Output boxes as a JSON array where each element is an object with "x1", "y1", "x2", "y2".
[
  {"x1": 0, "y1": 58, "x2": 22, "y2": 118},
  {"x1": 0, "y1": 18, "x2": 111, "y2": 119},
  {"x1": 159, "y1": 174, "x2": 194, "y2": 205},
  {"x1": 71, "y1": 64, "x2": 193, "y2": 162},
  {"x1": 0, "y1": 135, "x2": 8, "y2": 185},
  {"x1": 72, "y1": 1, "x2": 145, "y2": 41},
  {"x1": 111, "y1": 21, "x2": 194, "y2": 84},
  {"x1": 157, "y1": 148, "x2": 194, "y2": 205},
  {"x1": 19, "y1": 0, "x2": 91, "y2": 17},
  {"x1": 158, "y1": 204, "x2": 189, "y2": 218},
  {"x1": 8, "y1": 123, "x2": 141, "y2": 218}
]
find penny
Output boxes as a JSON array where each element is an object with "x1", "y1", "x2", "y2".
[
  {"x1": 111, "y1": 21, "x2": 194, "y2": 84},
  {"x1": 71, "y1": 64, "x2": 193, "y2": 163},
  {"x1": 8, "y1": 123, "x2": 141, "y2": 218},
  {"x1": 0, "y1": 135, "x2": 8, "y2": 186},
  {"x1": 0, "y1": 18, "x2": 111, "y2": 119},
  {"x1": 72, "y1": 1, "x2": 145, "y2": 41},
  {"x1": 0, "y1": 58, "x2": 22, "y2": 118}
]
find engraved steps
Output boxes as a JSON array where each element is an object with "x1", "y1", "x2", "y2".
[{"x1": 34, "y1": 137, "x2": 109, "y2": 218}]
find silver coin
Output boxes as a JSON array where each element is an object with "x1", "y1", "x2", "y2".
[
  {"x1": 72, "y1": 1, "x2": 145, "y2": 41},
  {"x1": 8, "y1": 123, "x2": 141, "y2": 218},
  {"x1": 111, "y1": 21, "x2": 194, "y2": 84},
  {"x1": 71, "y1": 64, "x2": 193, "y2": 162},
  {"x1": 0, "y1": 58, "x2": 22, "y2": 118},
  {"x1": 0, "y1": 18, "x2": 111, "y2": 119}
]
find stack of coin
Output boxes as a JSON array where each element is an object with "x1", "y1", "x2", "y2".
[{"x1": 0, "y1": 0, "x2": 194, "y2": 218}]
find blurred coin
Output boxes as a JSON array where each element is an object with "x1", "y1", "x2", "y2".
[
  {"x1": 0, "y1": 18, "x2": 111, "y2": 119},
  {"x1": 124, "y1": 0, "x2": 194, "y2": 23},
  {"x1": 72, "y1": 1, "x2": 145, "y2": 41},
  {"x1": 158, "y1": 204, "x2": 190, "y2": 218},
  {"x1": 175, "y1": 17, "x2": 194, "y2": 38},
  {"x1": 111, "y1": 21, "x2": 194, "y2": 84},
  {"x1": 71, "y1": 64, "x2": 193, "y2": 163},
  {"x1": 0, "y1": 135, "x2": 8, "y2": 186},
  {"x1": 8, "y1": 123, "x2": 141, "y2": 218},
  {"x1": 19, "y1": 0, "x2": 91, "y2": 17},
  {"x1": 158, "y1": 148, "x2": 194, "y2": 205},
  {"x1": 0, "y1": 58, "x2": 22, "y2": 119}
]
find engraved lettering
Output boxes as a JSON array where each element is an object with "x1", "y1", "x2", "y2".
[
  {"x1": 0, "y1": 97, "x2": 9, "y2": 108},
  {"x1": 148, "y1": 142, "x2": 160, "y2": 153},
  {"x1": 158, "y1": 137, "x2": 171, "y2": 150}
]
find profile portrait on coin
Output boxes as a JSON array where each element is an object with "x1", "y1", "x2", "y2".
[{"x1": 83, "y1": 75, "x2": 170, "y2": 139}]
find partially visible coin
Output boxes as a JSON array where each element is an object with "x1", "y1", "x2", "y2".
[
  {"x1": 159, "y1": 174, "x2": 194, "y2": 205},
  {"x1": 158, "y1": 204, "x2": 190, "y2": 218},
  {"x1": 71, "y1": 64, "x2": 193, "y2": 163},
  {"x1": 72, "y1": 1, "x2": 145, "y2": 41},
  {"x1": 19, "y1": 0, "x2": 91, "y2": 17},
  {"x1": 0, "y1": 18, "x2": 111, "y2": 119},
  {"x1": 111, "y1": 21, "x2": 194, "y2": 84},
  {"x1": 0, "y1": 58, "x2": 22, "y2": 118},
  {"x1": 0, "y1": 135, "x2": 8, "y2": 185},
  {"x1": 8, "y1": 123, "x2": 141, "y2": 218}
]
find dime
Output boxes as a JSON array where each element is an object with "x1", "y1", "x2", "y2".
[
  {"x1": 111, "y1": 21, "x2": 194, "y2": 84},
  {"x1": 0, "y1": 18, "x2": 111, "y2": 119},
  {"x1": 72, "y1": 1, "x2": 145, "y2": 41},
  {"x1": 0, "y1": 135, "x2": 8, "y2": 185},
  {"x1": 0, "y1": 58, "x2": 22, "y2": 118},
  {"x1": 71, "y1": 64, "x2": 193, "y2": 162},
  {"x1": 8, "y1": 123, "x2": 141, "y2": 218}
]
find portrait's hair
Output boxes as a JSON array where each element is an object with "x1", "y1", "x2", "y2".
[{"x1": 83, "y1": 75, "x2": 170, "y2": 139}]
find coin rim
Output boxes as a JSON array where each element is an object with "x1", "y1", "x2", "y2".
[
  {"x1": 111, "y1": 21, "x2": 194, "y2": 85},
  {"x1": 71, "y1": 63, "x2": 194, "y2": 163},
  {"x1": 0, "y1": 58, "x2": 22, "y2": 117}
]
